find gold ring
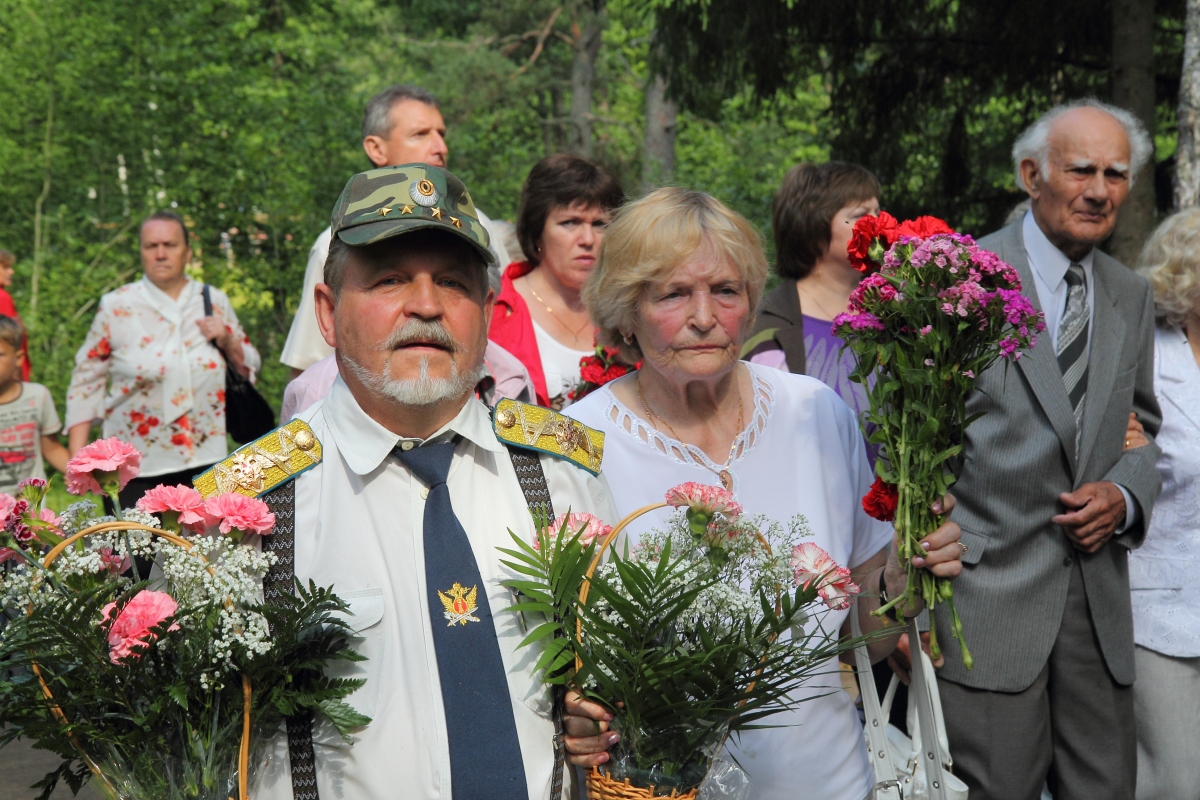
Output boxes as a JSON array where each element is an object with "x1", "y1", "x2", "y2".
[
  {"x1": 959, "y1": 542, "x2": 968, "y2": 555},
  {"x1": 1125, "y1": 438, "x2": 1131, "y2": 447}
]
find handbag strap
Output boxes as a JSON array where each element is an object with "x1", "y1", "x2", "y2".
[
  {"x1": 851, "y1": 603, "x2": 902, "y2": 800},
  {"x1": 201, "y1": 283, "x2": 214, "y2": 317},
  {"x1": 906, "y1": 618, "x2": 951, "y2": 799},
  {"x1": 262, "y1": 480, "x2": 321, "y2": 800}
]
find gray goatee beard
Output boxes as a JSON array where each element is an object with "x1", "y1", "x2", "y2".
[{"x1": 342, "y1": 319, "x2": 484, "y2": 408}]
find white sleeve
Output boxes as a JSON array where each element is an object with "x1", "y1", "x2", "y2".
[{"x1": 280, "y1": 228, "x2": 335, "y2": 371}]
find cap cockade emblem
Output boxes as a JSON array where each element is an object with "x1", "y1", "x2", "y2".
[
  {"x1": 410, "y1": 178, "x2": 442, "y2": 207},
  {"x1": 438, "y1": 582, "x2": 480, "y2": 627}
]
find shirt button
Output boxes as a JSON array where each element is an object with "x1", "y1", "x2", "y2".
[
  {"x1": 420, "y1": 488, "x2": 430, "y2": 500},
  {"x1": 1063, "y1": 555, "x2": 1073, "y2": 567},
  {"x1": 400, "y1": 441, "x2": 415, "y2": 451}
]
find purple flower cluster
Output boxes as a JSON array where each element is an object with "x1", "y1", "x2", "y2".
[{"x1": 835, "y1": 232, "x2": 1045, "y2": 362}]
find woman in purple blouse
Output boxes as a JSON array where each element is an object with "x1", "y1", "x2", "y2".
[{"x1": 744, "y1": 161, "x2": 881, "y2": 440}]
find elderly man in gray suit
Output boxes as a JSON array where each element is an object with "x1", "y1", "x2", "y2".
[{"x1": 934, "y1": 100, "x2": 1163, "y2": 800}]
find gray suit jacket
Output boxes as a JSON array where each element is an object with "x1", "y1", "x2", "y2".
[{"x1": 935, "y1": 219, "x2": 1163, "y2": 691}]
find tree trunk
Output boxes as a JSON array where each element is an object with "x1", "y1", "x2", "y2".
[
  {"x1": 1177, "y1": 0, "x2": 1200, "y2": 208},
  {"x1": 642, "y1": 69, "x2": 678, "y2": 190},
  {"x1": 1110, "y1": 0, "x2": 1156, "y2": 266},
  {"x1": 567, "y1": 0, "x2": 605, "y2": 157}
]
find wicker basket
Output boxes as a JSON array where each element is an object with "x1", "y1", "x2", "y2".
[
  {"x1": 33, "y1": 521, "x2": 253, "y2": 800},
  {"x1": 573, "y1": 499, "x2": 775, "y2": 800}
]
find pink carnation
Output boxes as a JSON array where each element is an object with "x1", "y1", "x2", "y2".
[
  {"x1": 101, "y1": 589, "x2": 180, "y2": 664},
  {"x1": 0, "y1": 493, "x2": 16, "y2": 520},
  {"x1": 137, "y1": 485, "x2": 216, "y2": 533},
  {"x1": 665, "y1": 482, "x2": 743, "y2": 520},
  {"x1": 790, "y1": 542, "x2": 861, "y2": 610},
  {"x1": 65, "y1": 438, "x2": 142, "y2": 496},
  {"x1": 0, "y1": 547, "x2": 17, "y2": 564},
  {"x1": 204, "y1": 493, "x2": 275, "y2": 535},
  {"x1": 38, "y1": 508, "x2": 60, "y2": 528},
  {"x1": 536, "y1": 512, "x2": 613, "y2": 550},
  {"x1": 98, "y1": 547, "x2": 131, "y2": 575}
]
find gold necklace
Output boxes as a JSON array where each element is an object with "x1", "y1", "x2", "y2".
[
  {"x1": 636, "y1": 372, "x2": 745, "y2": 491},
  {"x1": 528, "y1": 278, "x2": 592, "y2": 345}
]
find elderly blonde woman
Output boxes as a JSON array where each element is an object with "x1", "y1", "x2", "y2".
[
  {"x1": 1129, "y1": 209, "x2": 1200, "y2": 800},
  {"x1": 563, "y1": 188, "x2": 964, "y2": 800}
]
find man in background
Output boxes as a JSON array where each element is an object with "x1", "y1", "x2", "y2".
[
  {"x1": 937, "y1": 99, "x2": 1163, "y2": 800},
  {"x1": 280, "y1": 84, "x2": 511, "y2": 380}
]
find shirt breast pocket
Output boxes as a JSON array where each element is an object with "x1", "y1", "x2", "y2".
[{"x1": 326, "y1": 587, "x2": 386, "y2": 722}]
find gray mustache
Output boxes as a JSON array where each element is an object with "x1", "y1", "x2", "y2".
[{"x1": 381, "y1": 319, "x2": 458, "y2": 353}]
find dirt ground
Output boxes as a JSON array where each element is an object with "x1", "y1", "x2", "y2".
[{"x1": 0, "y1": 735, "x2": 100, "y2": 800}]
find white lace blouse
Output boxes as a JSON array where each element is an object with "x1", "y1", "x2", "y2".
[
  {"x1": 1130, "y1": 326, "x2": 1200, "y2": 658},
  {"x1": 567, "y1": 362, "x2": 893, "y2": 800}
]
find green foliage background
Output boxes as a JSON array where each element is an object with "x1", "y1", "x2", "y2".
[{"x1": 0, "y1": 0, "x2": 831, "y2": 420}]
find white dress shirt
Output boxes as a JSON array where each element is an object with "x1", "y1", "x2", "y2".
[
  {"x1": 280, "y1": 212, "x2": 512, "y2": 371},
  {"x1": 567, "y1": 364, "x2": 893, "y2": 800},
  {"x1": 1021, "y1": 212, "x2": 1137, "y2": 529},
  {"x1": 1130, "y1": 326, "x2": 1200, "y2": 657},
  {"x1": 255, "y1": 377, "x2": 616, "y2": 799}
]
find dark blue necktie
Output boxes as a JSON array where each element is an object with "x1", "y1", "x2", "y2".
[{"x1": 395, "y1": 441, "x2": 528, "y2": 800}]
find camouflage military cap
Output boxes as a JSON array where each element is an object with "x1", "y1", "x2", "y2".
[{"x1": 330, "y1": 163, "x2": 495, "y2": 265}]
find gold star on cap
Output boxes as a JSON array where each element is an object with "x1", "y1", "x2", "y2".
[
  {"x1": 449, "y1": 216, "x2": 461, "y2": 228},
  {"x1": 378, "y1": 206, "x2": 393, "y2": 217},
  {"x1": 400, "y1": 204, "x2": 414, "y2": 214},
  {"x1": 431, "y1": 207, "x2": 443, "y2": 220}
]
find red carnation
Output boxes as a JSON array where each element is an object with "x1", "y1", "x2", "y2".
[
  {"x1": 848, "y1": 211, "x2": 899, "y2": 273},
  {"x1": 862, "y1": 477, "x2": 899, "y2": 522},
  {"x1": 896, "y1": 216, "x2": 955, "y2": 239}
]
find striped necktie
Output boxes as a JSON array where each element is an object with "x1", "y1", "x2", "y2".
[{"x1": 1057, "y1": 263, "x2": 1089, "y2": 453}]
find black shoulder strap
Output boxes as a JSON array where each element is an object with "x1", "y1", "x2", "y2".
[
  {"x1": 504, "y1": 444, "x2": 571, "y2": 800},
  {"x1": 262, "y1": 480, "x2": 320, "y2": 800},
  {"x1": 201, "y1": 284, "x2": 213, "y2": 317}
]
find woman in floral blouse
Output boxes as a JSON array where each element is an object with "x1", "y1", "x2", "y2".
[{"x1": 66, "y1": 212, "x2": 261, "y2": 507}]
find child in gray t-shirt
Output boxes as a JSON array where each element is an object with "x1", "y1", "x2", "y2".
[{"x1": 0, "y1": 315, "x2": 68, "y2": 495}]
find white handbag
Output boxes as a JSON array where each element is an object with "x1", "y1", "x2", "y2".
[{"x1": 852, "y1": 609, "x2": 968, "y2": 800}]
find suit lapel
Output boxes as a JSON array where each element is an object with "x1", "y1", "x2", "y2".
[
  {"x1": 1075, "y1": 259, "x2": 1125, "y2": 477},
  {"x1": 1004, "y1": 223, "x2": 1080, "y2": 472}
]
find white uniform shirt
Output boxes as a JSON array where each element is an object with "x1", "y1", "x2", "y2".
[
  {"x1": 567, "y1": 364, "x2": 892, "y2": 800},
  {"x1": 280, "y1": 211, "x2": 512, "y2": 371},
  {"x1": 65, "y1": 277, "x2": 261, "y2": 478},
  {"x1": 255, "y1": 377, "x2": 616, "y2": 799}
]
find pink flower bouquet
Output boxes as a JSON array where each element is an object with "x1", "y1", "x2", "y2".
[
  {"x1": 834, "y1": 216, "x2": 1045, "y2": 667},
  {"x1": 0, "y1": 439, "x2": 369, "y2": 800}
]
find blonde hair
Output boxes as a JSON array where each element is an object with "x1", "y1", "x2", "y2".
[
  {"x1": 1137, "y1": 208, "x2": 1200, "y2": 327},
  {"x1": 583, "y1": 187, "x2": 769, "y2": 363}
]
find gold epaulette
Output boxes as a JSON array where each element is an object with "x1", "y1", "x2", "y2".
[
  {"x1": 492, "y1": 399, "x2": 603, "y2": 476},
  {"x1": 193, "y1": 419, "x2": 323, "y2": 499}
]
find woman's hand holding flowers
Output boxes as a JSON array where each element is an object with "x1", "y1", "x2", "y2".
[{"x1": 883, "y1": 493, "x2": 963, "y2": 619}]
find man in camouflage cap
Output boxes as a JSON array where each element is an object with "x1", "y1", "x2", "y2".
[{"x1": 254, "y1": 163, "x2": 617, "y2": 800}]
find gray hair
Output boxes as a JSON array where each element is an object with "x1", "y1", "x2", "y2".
[
  {"x1": 1011, "y1": 98, "x2": 1153, "y2": 193},
  {"x1": 361, "y1": 85, "x2": 440, "y2": 140}
]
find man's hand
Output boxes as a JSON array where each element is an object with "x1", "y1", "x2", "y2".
[
  {"x1": 1053, "y1": 481, "x2": 1126, "y2": 554},
  {"x1": 563, "y1": 690, "x2": 619, "y2": 767}
]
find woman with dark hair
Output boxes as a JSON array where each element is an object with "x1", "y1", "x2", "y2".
[
  {"x1": 490, "y1": 154, "x2": 624, "y2": 408},
  {"x1": 744, "y1": 162, "x2": 880, "y2": 422}
]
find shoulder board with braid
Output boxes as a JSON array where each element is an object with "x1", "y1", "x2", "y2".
[
  {"x1": 193, "y1": 419, "x2": 323, "y2": 499},
  {"x1": 491, "y1": 399, "x2": 603, "y2": 476}
]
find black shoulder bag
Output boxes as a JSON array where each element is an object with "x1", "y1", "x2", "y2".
[{"x1": 201, "y1": 284, "x2": 275, "y2": 444}]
